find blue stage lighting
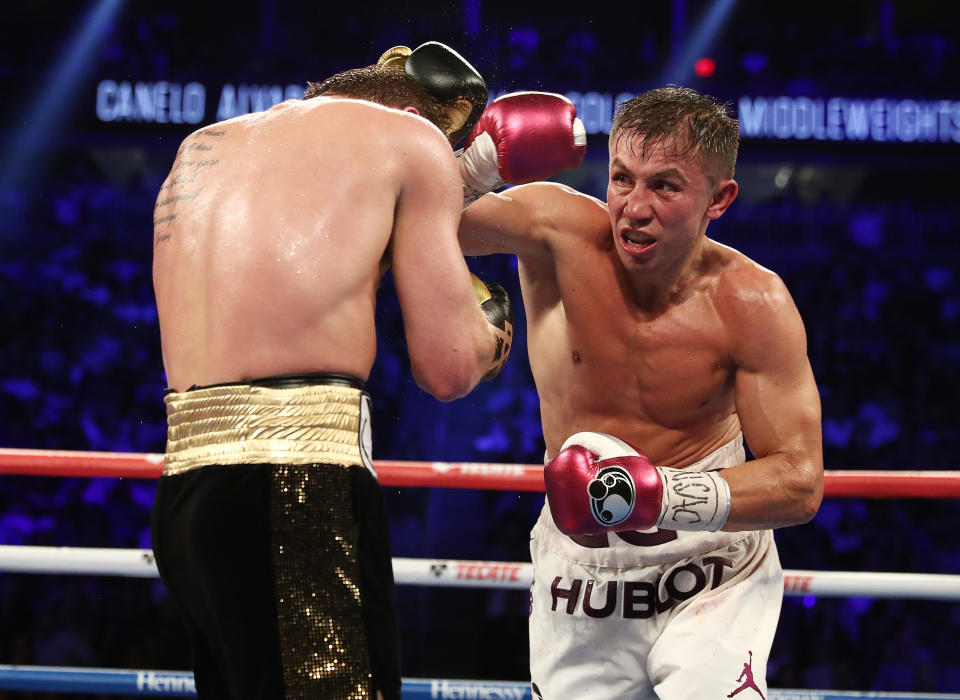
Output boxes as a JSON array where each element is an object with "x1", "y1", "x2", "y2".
[{"x1": 0, "y1": 0, "x2": 125, "y2": 188}]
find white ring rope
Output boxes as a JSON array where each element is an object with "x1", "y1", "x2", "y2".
[{"x1": 1, "y1": 545, "x2": 958, "y2": 600}]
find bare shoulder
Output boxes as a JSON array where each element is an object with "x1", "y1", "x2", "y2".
[
  {"x1": 343, "y1": 101, "x2": 459, "y2": 184},
  {"x1": 296, "y1": 97, "x2": 451, "y2": 150},
  {"x1": 711, "y1": 240, "x2": 794, "y2": 312},
  {"x1": 380, "y1": 109, "x2": 457, "y2": 173},
  {"x1": 348, "y1": 100, "x2": 450, "y2": 145},
  {"x1": 173, "y1": 110, "x2": 253, "y2": 151},
  {"x1": 709, "y1": 240, "x2": 806, "y2": 364}
]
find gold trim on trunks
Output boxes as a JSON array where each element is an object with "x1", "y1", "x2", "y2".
[{"x1": 163, "y1": 383, "x2": 365, "y2": 475}]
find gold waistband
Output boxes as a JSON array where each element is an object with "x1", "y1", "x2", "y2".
[{"x1": 163, "y1": 383, "x2": 367, "y2": 475}]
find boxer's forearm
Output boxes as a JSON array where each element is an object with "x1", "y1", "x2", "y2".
[{"x1": 719, "y1": 452, "x2": 823, "y2": 531}]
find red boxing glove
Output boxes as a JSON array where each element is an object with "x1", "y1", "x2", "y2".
[
  {"x1": 544, "y1": 432, "x2": 662, "y2": 536},
  {"x1": 459, "y1": 91, "x2": 587, "y2": 206},
  {"x1": 545, "y1": 431, "x2": 733, "y2": 535}
]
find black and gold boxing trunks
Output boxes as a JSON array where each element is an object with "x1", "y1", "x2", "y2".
[{"x1": 150, "y1": 373, "x2": 400, "y2": 700}]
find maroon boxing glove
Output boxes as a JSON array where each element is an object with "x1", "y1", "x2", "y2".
[
  {"x1": 545, "y1": 432, "x2": 662, "y2": 536},
  {"x1": 458, "y1": 91, "x2": 587, "y2": 206},
  {"x1": 544, "y1": 431, "x2": 733, "y2": 535}
]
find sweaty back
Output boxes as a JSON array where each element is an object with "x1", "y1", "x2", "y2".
[{"x1": 153, "y1": 97, "x2": 412, "y2": 390}]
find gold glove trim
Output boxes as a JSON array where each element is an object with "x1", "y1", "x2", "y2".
[
  {"x1": 377, "y1": 45, "x2": 411, "y2": 69},
  {"x1": 470, "y1": 272, "x2": 492, "y2": 303},
  {"x1": 443, "y1": 99, "x2": 473, "y2": 140},
  {"x1": 163, "y1": 383, "x2": 366, "y2": 475}
]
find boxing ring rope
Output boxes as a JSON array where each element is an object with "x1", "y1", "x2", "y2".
[
  {"x1": 1, "y1": 545, "x2": 959, "y2": 601},
  {"x1": 2, "y1": 666, "x2": 957, "y2": 700},
  {"x1": 2, "y1": 447, "x2": 960, "y2": 497},
  {"x1": 2, "y1": 447, "x2": 960, "y2": 698}
]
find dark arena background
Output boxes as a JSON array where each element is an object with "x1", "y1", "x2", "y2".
[{"x1": 1, "y1": 0, "x2": 959, "y2": 696}]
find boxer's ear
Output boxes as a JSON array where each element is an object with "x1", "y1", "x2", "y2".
[{"x1": 706, "y1": 179, "x2": 738, "y2": 221}]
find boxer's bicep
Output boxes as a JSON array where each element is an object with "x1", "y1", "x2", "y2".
[
  {"x1": 725, "y1": 275, "x2": 824, "y2": 528},
  {"x1": 734, "y1": 277, "x2": 820, "y2": 459},
  {"x1": 735, "y1": 343, "x2": 822, "y2": 479}
]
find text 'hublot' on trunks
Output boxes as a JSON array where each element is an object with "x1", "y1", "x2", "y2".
[{"x1": 529, "y1": 434, "x2": 784, "y2": 700}]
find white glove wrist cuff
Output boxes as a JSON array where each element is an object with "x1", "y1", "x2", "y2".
[
  {"x1": 655, "y1": 468, "x2": 731, "y2": 532},
  {"x1": 459, "y1": 132, "x2": 507, "y2": 207}
]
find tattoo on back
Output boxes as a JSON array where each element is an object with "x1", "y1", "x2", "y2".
[{"x1": 153, "y1": 127, "x2": 228, "y2": 244}]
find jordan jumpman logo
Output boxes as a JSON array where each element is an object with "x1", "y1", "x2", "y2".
[{"x1": 727, "y1": 650, "x2": 765, "y2": 699}]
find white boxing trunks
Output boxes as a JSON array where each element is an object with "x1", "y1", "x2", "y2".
[{"x1": 528, "y1": 433, "x2": 782, "y2": 700}]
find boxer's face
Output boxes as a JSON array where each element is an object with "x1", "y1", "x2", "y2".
[{"x1": 606, "y1": 132, "x2": 723, "y2": 275}]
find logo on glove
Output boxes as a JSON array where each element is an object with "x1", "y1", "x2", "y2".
[{"x1": 587, "y1": 464, "x2": 636, "y2": 526}]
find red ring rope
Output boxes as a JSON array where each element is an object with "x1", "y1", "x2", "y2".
[{"x1": 0, "y1": 448, "x2": 958, "y2": 498}]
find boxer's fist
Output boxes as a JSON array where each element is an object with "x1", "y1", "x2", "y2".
[
  {"x1": 459, "y1": 92, "x2": 587, "y2": 206},
  {"x1": 545, "y1": 432, "x2": 662, "y2": 536},
  {"x1": 471, "y1": 273, "x2": 513, "y2": 381},
  {"x1": 545, "y1": 431, "x2": 734, "y2": 535}
]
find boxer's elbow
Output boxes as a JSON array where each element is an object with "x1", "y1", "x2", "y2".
[
  {"x1": 419, "y1": 378, "x2": 473, "y2": 402},
  {"x1": 784, "y1": 456, "x2": 824, "y2": 525},
  {"x1": 411, "y1": 354, "x2": 482, "y2": 402},
  {"x1": 793, "y1": 489, "x2": 822, "y2": 526}
]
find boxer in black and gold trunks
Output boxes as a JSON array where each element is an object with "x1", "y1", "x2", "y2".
[
  {"x1": 152, "y1": 374, "x2": 395, "y2": 698},
  {"x1": 150, "y1": 43, "x2": 511, "y2": 700},
  {"x1": 151, "y1": 40, "x2": 585, "y2": 698}
]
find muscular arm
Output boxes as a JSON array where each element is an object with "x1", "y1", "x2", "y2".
[
  {"x1": 458, "y1": 183, "x2": 558, "y2": 258},
  {"x1": 721, "y1": 272, "x2": 824, "y2": 530},
  {"x1": 390, "y1": 120, "x2": 493, "y2": 401}
]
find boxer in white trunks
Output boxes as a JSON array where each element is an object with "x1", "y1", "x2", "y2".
[{"x1": 459, "y1": 86, "x2": 824, "y2": 699}]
